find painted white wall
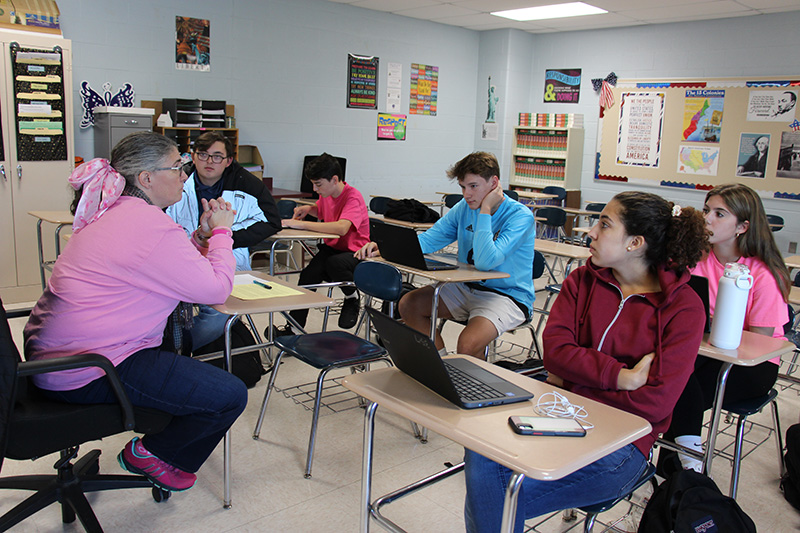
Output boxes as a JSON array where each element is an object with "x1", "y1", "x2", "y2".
[
  {"x1": 524, "y1": 12, "x2": 800, "y2": 254},
  {"x1": 60, "y1": 0, "x2": 480, "y2": 200}
]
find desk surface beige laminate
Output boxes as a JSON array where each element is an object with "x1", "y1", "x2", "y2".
[
  {"x1": 790, "y1": 286, "x2": 800, "y2": 306},
  {"x1": 272, "y1": 227, "x2": 338, "y2": 240},
  {"x1": 343, "y1": 356, "x2": 651, "y2": 481},
  {"x1": 212, "y1": 272, "x2": 334, "y2": 315},
  {"x1": 698, "y1": 330, "x2": 795, "y2": 366},
  {"x1": 28, "y1": 210, "x2": 74, "y2": 225},
  {"x1": 370, "y1": 215, "x2": 435, "y2": 230},
  {"x1": 785, "y1": 255, "x2": 800, "y2": 270},
  {"x1": 373, "y1": 257, "x2": 509, "y2": 284},
  {"x1": 515, "y1": 190, "x2": 559, "y2": 201},
  {"x1": 536, "y1": 239, "x2": 592, "y2": 260}
]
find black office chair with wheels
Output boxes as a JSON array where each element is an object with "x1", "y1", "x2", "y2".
[
  {"x1": 503, "y1": 189, "x2": 519, "y2": 201},
  {"x1": 0, "y1": 301, "x2": 173, "y2": 532}
]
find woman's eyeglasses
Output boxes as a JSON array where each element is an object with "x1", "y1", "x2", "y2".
[
  {"x1": 155, "y1": 165, "x2": 184, "y2": 173},
  {"x1": 195, "y1": 152, "x2": 228, "y2": 164}
]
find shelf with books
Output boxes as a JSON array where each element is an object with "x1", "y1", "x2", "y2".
[{"x1": 509, "y1": 125, "x2": 583, "y2": 190}]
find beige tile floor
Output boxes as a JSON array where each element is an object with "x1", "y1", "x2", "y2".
[{"x1": 2, "y1": 280, "x2": 800, "y2": 532}]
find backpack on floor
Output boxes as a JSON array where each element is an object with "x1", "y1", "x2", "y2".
[
  {"x1": 638, "y1": 469, "x2": 756, "y2": 533},
  {"x1": 192, "y1": 320, "x2": 266, "y2": 389},
  {"x1": 781, "y1": 423, "x2": 800, "y2": 511}
]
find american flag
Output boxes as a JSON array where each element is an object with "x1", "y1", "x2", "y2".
[
  {"x1": 790, "y1": 119, "x2": 800, "y2": 132},
  {"x1": 600, "y1": 80, "x2": 615, "y2": 110}
]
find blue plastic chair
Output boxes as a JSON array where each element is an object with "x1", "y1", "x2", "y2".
[{"x1": 251, "y1": 262, "x2": 403, "y2": 478}]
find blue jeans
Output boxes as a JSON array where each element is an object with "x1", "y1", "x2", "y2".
[
  {"x1": 464, "y1": 443, "x2": 647, "y2": 533},
  {"x1": 40, "y1": 347, "x2": 248, "y2": 473},
  {"x1": 190, "y1": 304, "x2": 232, "y2": 350}
]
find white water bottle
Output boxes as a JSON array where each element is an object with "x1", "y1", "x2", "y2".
[{"x1": 709, "y1": 262, "x2": 753, "y2": 349}]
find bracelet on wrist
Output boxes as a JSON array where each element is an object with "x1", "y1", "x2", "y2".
[{"x1": 211, "y1": 227, "x2": 233, "y2": 238}]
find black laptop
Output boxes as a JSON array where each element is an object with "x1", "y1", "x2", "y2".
[
  {"x1": 370, "y1": 219, "x2": 457, "y2": 271},
  {"x1": 366, "y1": 308, "x2": 534, "y2": 408}
]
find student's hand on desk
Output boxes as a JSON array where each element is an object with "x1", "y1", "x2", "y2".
[
  {"x1": 281, "y1": 218, "x2": 303, "y2": 229},
  {"x1": 546, "y1": 373, "x2": 565, "y2": 388},
  {"x1": 292, "y1": 205, "x2": 312, "y2": 220},
  {"x1": 354, "y1": 242, "x2": 380, "y2": 260},
  {"x1": 480, "y1": 184, "x2": 505, "y2": 214},
  {"x1": 617, "y1": 352, "x2": 654, "y2": 391}
]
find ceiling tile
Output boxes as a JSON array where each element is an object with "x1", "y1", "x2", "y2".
[
  {"x1": 349, "y1": 0, "x2": 443, "y2": 12},
  {"x1": 393, "y1": 4, "x2": 482, "y2": 19}
]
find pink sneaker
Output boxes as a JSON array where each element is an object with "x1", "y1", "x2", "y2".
[{"x1": 117, "y1": 437, "x2": 197, "y2": 492}]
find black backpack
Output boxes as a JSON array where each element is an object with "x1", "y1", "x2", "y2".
[
  {"x1": 638, "y1": 469, "x2": 756, "y2": 532},
  {"x1": 384, "y1": 198, "x2": 440, "y2": 223},
  {"x1": 192, "y1": 320, "x2": 267, "y2": 389},
  {"x1": 781, "y1": 423, "x2": 800, "y2": 511}
]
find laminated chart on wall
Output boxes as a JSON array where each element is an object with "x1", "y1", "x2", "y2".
[
  {"x1": 409, "y1": 63, "x2": 438, "y2": 116},
  {"x1": 10, "y1": 44, "x2": 67, "y2": 161},
  {"x1": 595, "y1": 77, "x2": 800, "y2": 200}
]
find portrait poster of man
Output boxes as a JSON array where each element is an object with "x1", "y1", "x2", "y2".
[
  {"x1": 176, "y1": 16, "x2": 210, "y2": 72},
  {"x1": 777, "y1": 130, "x2": 800, "y2": 179},
  {"x1": 746, "y1": 89, "x2": 797, "y2": 122}
]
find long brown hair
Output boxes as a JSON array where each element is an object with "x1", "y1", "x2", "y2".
[{"x1": 705, "y1": 183, "x2": 790, "y2": 302}]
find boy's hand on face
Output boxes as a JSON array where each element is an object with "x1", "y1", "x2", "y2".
[{"x1": 480, "y1": 183, "x2": 505, "y2": 214}]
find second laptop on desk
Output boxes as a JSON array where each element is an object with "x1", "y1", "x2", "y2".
[
  {"x1": 370, "y1": 219, "x2": 457, "y2": 271},
  {"x1": 366, "y1": 308, "x2": 533, "y2": 408}
]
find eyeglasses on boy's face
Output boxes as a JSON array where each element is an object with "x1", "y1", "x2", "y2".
[{"x1": 195, "y1": 152, "x2": 228, "y2": 164}]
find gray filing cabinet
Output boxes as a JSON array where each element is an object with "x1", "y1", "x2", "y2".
[{"x1": 93, "y1": 107, "x2": 154, "y2": 158}]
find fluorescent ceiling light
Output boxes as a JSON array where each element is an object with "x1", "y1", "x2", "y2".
[{"x1": 492, "y1": 2, "x2": 607, "y2": 21}]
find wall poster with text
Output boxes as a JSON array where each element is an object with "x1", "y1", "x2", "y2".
[
  {"x1": 176, "y1": 16, "x2": 210, "y2": 71},
  {"x1": 410, "y1": 63, "x2": 438, "y2": 116},
  {"x1": 347, "y1": 54, "x2": 378, "y2": 109},
  {"x1": 543, "y1": 69, "x2": 581, "y2": 104},
  {"x1": 377, "y1": 113, "x2": 406, "y2": 140},
  {"x1": 616, "y1": 92, "x2": 665, "y2": 168}
]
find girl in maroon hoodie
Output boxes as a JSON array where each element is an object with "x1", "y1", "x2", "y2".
[{"x1": 464, "y1": 191, "x2": 708, "y2": 533}]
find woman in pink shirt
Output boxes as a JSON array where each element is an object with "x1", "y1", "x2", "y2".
[
  {"x1": 23, "y1": 132, "x2": 247, "y2": 494},
  {"x1": 663, "y1": 183, "x2": 791, "y2": 473}
]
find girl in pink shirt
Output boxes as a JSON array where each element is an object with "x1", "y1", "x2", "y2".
[{"x1": 663, "y1": 183, "x2": 791, "y2": 473}]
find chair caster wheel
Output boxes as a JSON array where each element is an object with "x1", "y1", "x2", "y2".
[{"x1": 152, "y1": 486, "x2": 171, "y2": 502}]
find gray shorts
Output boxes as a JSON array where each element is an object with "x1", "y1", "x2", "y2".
[{"x1": 438, "y1": 283, "x2": 527, "y2": 336}]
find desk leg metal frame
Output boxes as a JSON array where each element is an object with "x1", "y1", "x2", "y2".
[
  {"x1": 222, "y1": 314, "x2": 238, "y2": 509},
  {"x1": 703, "y1": 362, "x2": 733, "y2": 475},
  {"x1": 360, "y1": 400, "x2": 522, "y2": 533},
  {"x1": 36, "y1": 219, "x2": 45, "y2": 290}
]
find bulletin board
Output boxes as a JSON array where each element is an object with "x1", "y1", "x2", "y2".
[{"x1": 595, "y1": 77, "x2": 800, "y2": 200}]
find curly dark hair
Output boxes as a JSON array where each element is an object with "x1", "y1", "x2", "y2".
[{"x1": 614, "y1": 191, "x2": 709, "y2": 273}]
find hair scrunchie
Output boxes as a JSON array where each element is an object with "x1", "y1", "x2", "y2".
[
  {"x1": 672, "y1": 204, "x2": 682, "y2": 217},
  {"x1": 68, "y1": 158, "x2": 126, "y2": 233}
]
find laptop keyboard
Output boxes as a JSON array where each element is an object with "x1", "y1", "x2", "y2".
[
  {"x1": 444, "y1": 361, "x2": 503, "y2": 401},
  {"x1": 424, "y1": 257, "x2": 457, "y2": 270}
]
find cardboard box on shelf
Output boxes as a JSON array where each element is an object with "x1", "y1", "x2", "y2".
[
  {"x1": 238, "y1": 145, "x2": 264, "y2": 179},
  {"x1": 1, "y1": 0, "x2": 61, "y2": 33}
]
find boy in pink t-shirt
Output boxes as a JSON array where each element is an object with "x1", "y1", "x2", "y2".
[{"x1": 279, "y1": 153, "x2": 369, "y2": 330}]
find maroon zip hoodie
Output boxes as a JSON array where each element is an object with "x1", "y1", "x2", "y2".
[{"x1": 543, "y1": 259, "x2": 705, "y2": 457}]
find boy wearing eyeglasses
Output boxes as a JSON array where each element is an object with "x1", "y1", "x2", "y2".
[{"x1": 166, "y1": 131, "x2": 281, "y2": 349}]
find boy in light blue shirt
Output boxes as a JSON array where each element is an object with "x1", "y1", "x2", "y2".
[{"x1": 357, "y1": 152, "x2": 535, "y2": 358}]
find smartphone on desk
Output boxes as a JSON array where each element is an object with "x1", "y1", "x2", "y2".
[{"x1": 508, "y1": 416, "x2": 586, "y2": 437}]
